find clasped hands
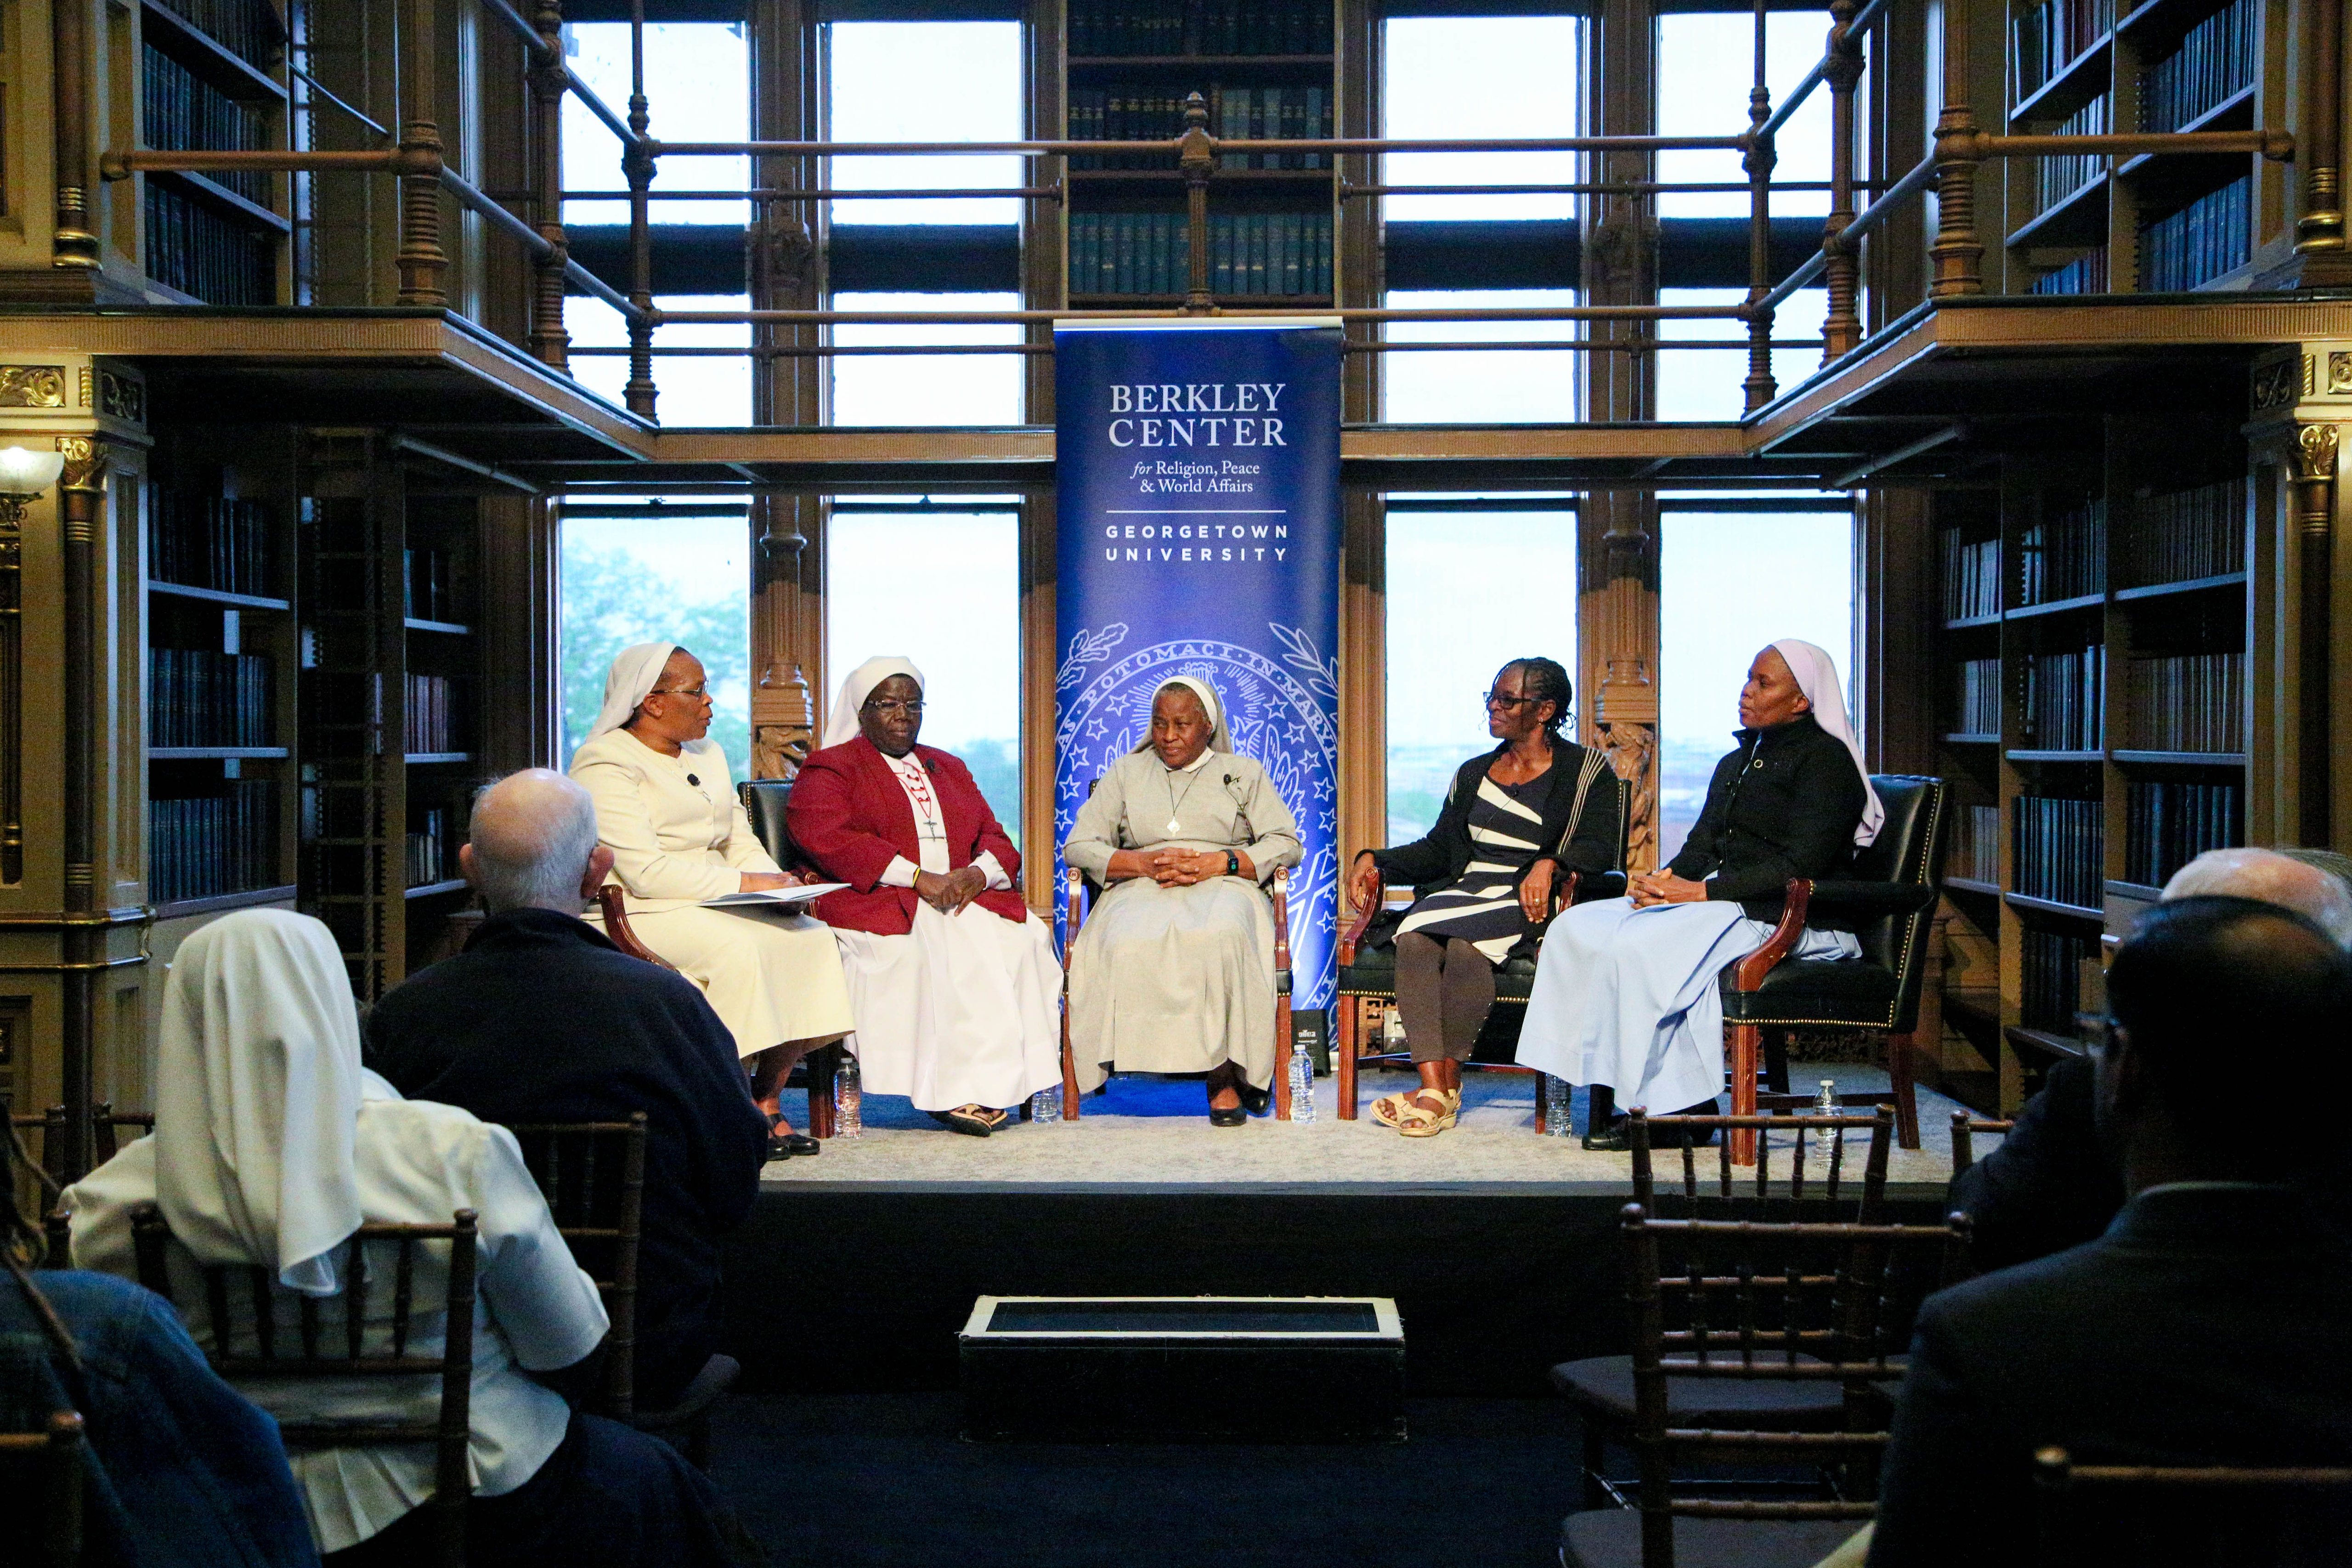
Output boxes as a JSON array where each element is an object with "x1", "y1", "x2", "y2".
[
  {"x1": 1628, "y1": 868, "x2": 1709, "y2": 908},
  {"x1": 1346, "y1": 852, "x2": 1560, "y2": 924},
  {"x1": 1142, "y1": 847, "x2": 1240, "y2": 887},
  {"x1": 913, "y1": 866, "x2": 989, "y2": 914}
]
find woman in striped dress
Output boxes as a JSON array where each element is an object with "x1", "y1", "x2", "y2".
[{"x1": 1346, "y1": 658, "x2": 1622, "y2": 1136}]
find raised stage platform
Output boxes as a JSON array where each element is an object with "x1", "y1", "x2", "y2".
[{"x1": 721, "y1": 1065, "x2": 1964, "y2": 1399}]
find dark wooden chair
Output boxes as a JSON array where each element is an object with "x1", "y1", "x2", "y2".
[
  {"x1": 1057, "y1": 864, "x2": 1296, "y2": 1117},
  {"x1": 85, "y1": 1104, "x2": 153, "y2": 1166},
  {"x1": 1559, "y1": 1204, "x2": 1964, "y2": 1568},
  {"x1": 129, "y1": 1202, "x2": 480, "y2": 1568},
  {"x1": 1948, "y1": 1110, "x2": 2014, "y2": 1177},
  {"x1": 0, "y1": 1410, "x2": 87, "y2": 1567},
  {"x1": 500, "y1": 1114, "x2": 736, "y2": 1469},
  {"x1": 1332, "y1": 773, "x2": 1633, "y2": 1124},
  {"x1": 1719, "y1": 775, "x2": 1947, "y2": 1163},
  {"x1": 2032, "y1": 1447, "x2": 2352, "y2": 1568},
  {"x1": 1553, "y1": 1105, "x2": 1895, "y2": 1513},
  {"x1": 505, "y1": 1116, "x2": 646, "y2": 1416},
  {"x1": 6, "y1": 1098, "x2": 71, "y2": 1189}
]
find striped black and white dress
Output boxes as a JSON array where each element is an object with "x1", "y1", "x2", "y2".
[{"x1": 1393, "y1": 774, "x2": 1549, "y2": 963}]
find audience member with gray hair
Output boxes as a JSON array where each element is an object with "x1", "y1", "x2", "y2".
[
  {"x1": 1950, "y1": 841, "x2": 2352, "y2": 1273},
  {"x1": 2161, "y1": 846, "x2": 2352, "y2": 947},
  {"x1": 366, "y1": 769, "x2": 770, "y2": 1411}
]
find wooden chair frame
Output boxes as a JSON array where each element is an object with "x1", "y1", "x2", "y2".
[
  {"x1": 0, "y1": 1410, "x2": 86, "y2": 1568},
  {"x1": 2032, "y1": 1446, "x2": 2352, "y2": 1567},
  {"x1": 595, "y1": 883, "x2": 843, "y2": 1138},
  {"x1": 1575, "y1": 1207, "x2": 1962, "y2": 1568},
  {"x1": 1057, "y1": 865, "x2": 1296, "y2": 1120},
  {"x1": 505, "y1": 1115, "x2": 645, "y2": 1418},
  {"x1": 1331, "y1": 774, "x2": 1631, "y2": 1125},
  {"x1": 130, "y1": 1203, "x2": 480, "y2": 1568},
  {"x1": 1948, "y1": 1110, "x2": 2014, "y2": 1177}
]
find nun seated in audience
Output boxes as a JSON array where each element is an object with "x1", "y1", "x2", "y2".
[
  {"x1": 570, "y1": 641, "x2": 855, "y2": 1158},
  {"x1": 60, "y1": 910, "x2": 765, "y2": 1567},
  {"x1": 1063, "y1": 677, "x2": 1304, "y2": 1126},
  {"x1": 1517, "y1": 640, "x2": 1877, "y2": 1150},
  {"x1": 1344, "y1": 657, "x2": 1621, "y2": 1138},
  {"x1": 786, "y1": 658, "x2": 1063, "y2": 1137}
]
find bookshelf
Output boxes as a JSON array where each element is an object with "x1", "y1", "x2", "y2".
[
  {"x1": 145, "y1": 429, "x2": 300, "y2": 923},
  {"x1": 299, "y1": 438, "x2": 487, "y2": 1000},
  {"x1": 1061, "y1": 0, "x2": 1336, "y2": 308},
  {"x1": 2003, "y1": 0, "x2": 2272, "y2": 296},
  {"x1": 138, "y1": 0, "x2": 289, "y2": 305},
  {"x1": 1928, "y1": 413, "x2": 2250, "y2": 1115}
]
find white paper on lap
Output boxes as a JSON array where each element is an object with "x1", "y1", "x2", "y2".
[{"x1": 697, "y1": 882, "x2": 848, "y2": 908}]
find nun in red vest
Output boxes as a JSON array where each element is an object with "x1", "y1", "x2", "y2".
[{"x1": 787, "y1": 657, "x2": 1063, "y2": 1136}]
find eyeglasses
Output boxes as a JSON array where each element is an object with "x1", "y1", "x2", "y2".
[
  {"x1": 1483, "y1": 690, "x2": 1538, "y2": 710},
  {"x1": 648, "y1": 684, "x2": 710, "y2": 700},
  {"x1": 863, "y1": 699, "x2": 925, "y2": 717}
]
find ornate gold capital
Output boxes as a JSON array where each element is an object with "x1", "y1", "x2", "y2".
[
  {"x1": 2296, "y1": 421, "x2": 2339, "y2": 481},
  {"x1": 56, "y1": 435, "x2": 102, "y2": 492}
]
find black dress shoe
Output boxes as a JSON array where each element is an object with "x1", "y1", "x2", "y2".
[
  {"x1": 1208, "y1": 1102, "x2": 1248, "y2": 1127},
  {"x1": 763, "y1": 1132, "x2": 820, "y2": 1161},
  {"x1": 1236, "y1": 1082, "x2": 1272, "y2": 1115},
  {"x1": 1580, "y1": 1118, "x2": 1630, "y2": 1152}
]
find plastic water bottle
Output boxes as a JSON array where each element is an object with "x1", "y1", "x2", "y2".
[
  {"x1": 1543, "y1": 1075, "x2": 1575, "y2": 1138},
  {"x1": 1288, "y1": 1047, "x2": 1317, "y2": 1124},
  {"x1": 834, "y1": 1054, "x2": 864, "y2": 1141},
  {"x1": 1029, "y1": 1085, "x2": 1062, "y2": 1123},
  {"x1": 1814, "y1": 1077, "x2": 1838, "y2": 1116}
]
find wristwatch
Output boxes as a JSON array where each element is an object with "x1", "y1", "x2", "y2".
[{"x1": 1225, "y1": 850, "x2": 1241, "y2": 877}]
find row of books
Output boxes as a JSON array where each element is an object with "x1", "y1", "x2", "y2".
[
  {"x1": 2013, "y1": 794, "x2": 2103, "y2": 909},
  {"x1": 406, "y1": 808, "x2": 449, "y2": 889},
  {"x1": 1070, "y1": 209, "x2": 1333, "y2": 297},
  {"x1": 2122, "y1": 651, "x2": 2244, "y2": 752},
  {"x1": 1939, "y1": 530, "x2": 2001, "y2": 622},
  {"x1": 2021, "y1": 928, "x2": 2099, "y2": 1032},
  {"x1": 2019, "y1": 497, "x2": 2106, "y2": 604},
  {"x1": 2029, "y1": 251, "x2": 2109, "y2": 296},
  {"x1": 1068, "y1": 87, "x2": 1332, "y2": 170},
  {"x1": 2125, "y1": 780, "x2": 2241, "y2": 888},
  {"x1": 406, "y1": 674, "x2": 459, "y2": 755},
  {"x1": 2140, "y1": 177, "x2": 2250, "y2": 293},
  {"x1": 2023, "y1": 645, "x2": 2106, "y2": 751},
  {"x1": 150, "y1": 782, "x2": 280, "y2": 904},
  {"x1": 2012, "y1": 0, "x2": 2117, "y2": 105},
  {"x1": 152, "y1": 0, "x2": 277, "y2": 69},
  {"x1": 1945, "y1": 802, "x2": 2002, "y2": 885},
  {"x1": 2124, "y1": 480, "x2": 2245, "y2": 585},
  {"x1": 1069, "y1": 0, "x2": 1327, "y2": 58},
  {"x1": 142, "y1": 45, "x2": 271, "y2": 204},
  {"x1": 2143, "y1": 0, "x2": 2257, "y2": 133},
  {"x1": 2037, "y1": 94, "x2": 2108, "y2": 211},
  {"x1": 144, "y1": 179, "x2": 275, "y2": 306},
  {"x1": 1952, "y1": 657, "x2": 2001, "y2": 736},
  {"x1": 150, "y1": 650, "x2": 274, "y2": 748},
  {"x1": 404, "y1": 549, "x2": 456, "y2": 623},
  {"x1": 149, "y1": 490, "x2": 273, "y2": 597}
]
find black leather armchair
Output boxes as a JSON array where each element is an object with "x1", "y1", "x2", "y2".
[
  {"x1": 1718, "y1": 774, "x2": 1946, "y2": 1162},
  {"x1": 735, "y1": 776, "x2": 848, "y2": 1138}
]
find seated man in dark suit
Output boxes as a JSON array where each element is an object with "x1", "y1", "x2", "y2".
[
  {"x1": 1870, "y1": 897, "x2": 2352, "y2": 1567},
  {"x1": 367, "y1": 769, "x2": 769, "y2": 1411},
  {"x1": 1949, "y1": 845, "x2": 2352, "y2": 1271}
]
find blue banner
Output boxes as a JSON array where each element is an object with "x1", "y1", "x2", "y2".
[{"x1": 1053, "y1": 318, "x2": 1344, "y2": 1014}]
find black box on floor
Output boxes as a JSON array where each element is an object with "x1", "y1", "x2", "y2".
[{"x1": 958, "y1": 1296, "x2": 1406, "y2": 1443}]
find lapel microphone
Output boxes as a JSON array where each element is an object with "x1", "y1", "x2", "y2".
[{"x1": 686, "y1": 774, "x2": 700, "y2": 787}]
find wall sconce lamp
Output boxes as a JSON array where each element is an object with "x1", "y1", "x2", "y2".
[{"x1": 0, "y1": 446, "x2": 68, "y2": 525}]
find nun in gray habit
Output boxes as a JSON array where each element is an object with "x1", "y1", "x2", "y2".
[{"x1": 1063, "y1": 676, "x2": 1304, "y2": 1124}]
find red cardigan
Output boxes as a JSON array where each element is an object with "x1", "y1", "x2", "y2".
[{"x1": 786, "y1": 736, "x2": 1028, "y2": 935}]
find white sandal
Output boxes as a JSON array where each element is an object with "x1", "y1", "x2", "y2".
[{"x1": 1393, "y1": 1087, "x2": 1462, "y2": 1138}]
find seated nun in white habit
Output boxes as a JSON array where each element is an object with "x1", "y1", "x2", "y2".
[
  {"x1": 61, "y1": 909, "x2": 762, "y2": 1566},
  {"x1": 1516, "y1": 640, "x2": 1878, "y2": 1150},
  {"x1": 786, "y1": 657, "x2": 1063, "y2": 1137},
  {"x1": 1062, "y1": 677, "x2": 1304, "y2": 1126},
  {"x1": 569, "y1": 641, "x2": 855, "y2": 1157}
]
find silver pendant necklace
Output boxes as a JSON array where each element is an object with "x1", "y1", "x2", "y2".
[{"x1": 1164, "y1": 763, "x2": 1205, "y2": 836}]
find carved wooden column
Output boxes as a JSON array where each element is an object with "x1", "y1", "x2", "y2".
[
  {"x1": 2291, "y1": 419, "x2": 2337, "y2": 845},
  {"x1": 50, "y1": 0, "x2": 102, "y2": 272},
  {"x1": 53, "y1": 435, "x2": 108, "y2": 1178},
  {"x1": 747, "y1": 0, "x2": 825, "y2": 780},
  {"x1": 396, "y1": 0, "x2": 451, "y2": 305},
  {"x1": 527, "y1": 0, "x2": 572, "y2": 369},
  {"x1": 1334, "y1": 0, "x2": 1384, "y2": 865},
  {"x1": 1582, "y1": 492, "x2": 1662, "y2": 876}
]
